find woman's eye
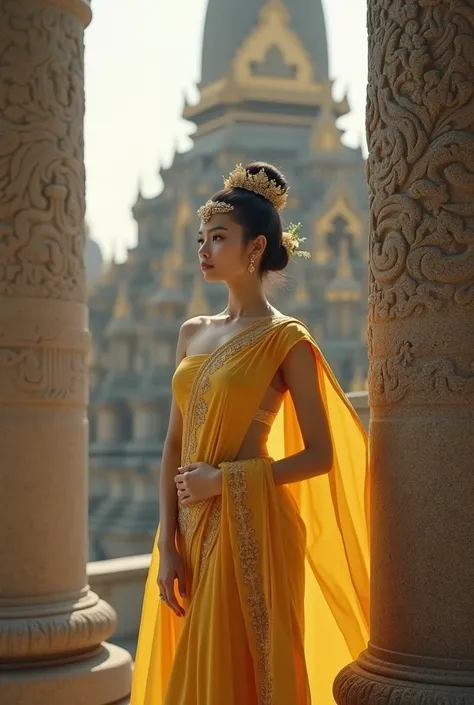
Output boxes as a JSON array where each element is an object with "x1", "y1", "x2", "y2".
[
  {"x1": 197, "y1": 238, "x2": 203, "y2": 245},
  {"x1": 213, "y1": 235, "x2": 223, "y2": 241}
]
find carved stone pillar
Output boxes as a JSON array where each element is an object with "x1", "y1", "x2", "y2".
[
  {"x1": 334, "y1": 2, "x2": 474, "y2": 704},
  {"x1": 0, "y1": 1, "x2": 132, "y2": 702}
]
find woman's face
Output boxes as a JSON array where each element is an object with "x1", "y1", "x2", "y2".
[{"x1": 197, "y1": 213, "x2": 256, "y2": 283}]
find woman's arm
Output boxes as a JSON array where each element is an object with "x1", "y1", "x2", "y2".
[
  {"x1": 158, "y1": 319, "x2": 205, "y2": 616},
  {"x1": 271, "y1": 340, "x2": 333, "y2": 485},
  {"x1": 157, "y1": 400, "x2": 183, "y2": 549},
  {"x1": 175, "y1": 340, "x2": 335, "y2": 503},
  {"x1": 158, "y1": 319, "x2": 202, "y2": 549}
]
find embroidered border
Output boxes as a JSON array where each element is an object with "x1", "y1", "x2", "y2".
[
  {"x1": 222, "y1": 460, "x2": 273, "y2": 705},
  {"x1": 198, "y1": 497, "x2": 221, "y2": 580},
  {"x1": 178, "y1": 317, "x2": 289, "y2": 548}
]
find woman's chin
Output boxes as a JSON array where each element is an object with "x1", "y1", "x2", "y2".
[{"x1": 201, "y1": 267, "x2": 220, "y2": 282}]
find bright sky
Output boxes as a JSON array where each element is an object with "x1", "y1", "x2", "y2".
[{"x1": 84, "y1": 0, "x2": 368, "y2": 262}]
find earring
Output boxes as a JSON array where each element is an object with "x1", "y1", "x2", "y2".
[{"x1": 248, "y1": 255, "x2": 256, "y2": 274}]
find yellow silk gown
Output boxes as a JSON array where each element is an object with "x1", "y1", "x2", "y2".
[{"x1": 131, "y1": 317, "x2": 370, "y2": 705}]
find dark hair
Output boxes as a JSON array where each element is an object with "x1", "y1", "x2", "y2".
[{"x1": 211, "y1": 161, "x2": 289, "y2": 274}]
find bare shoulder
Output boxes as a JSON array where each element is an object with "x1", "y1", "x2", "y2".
[
  {"x1": 176, "y1": 316, "x2": 210, "y2": 361},
  {"x1": 179, "y1": 316, "x2": 208, "y2": 343}
]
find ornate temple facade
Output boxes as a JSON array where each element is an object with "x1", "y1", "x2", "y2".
[{"x1": 88, "y1": 0, "x2": 369, "y2": 560}]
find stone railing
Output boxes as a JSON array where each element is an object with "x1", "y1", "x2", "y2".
[{"x1": 88, "y1": 391, "x2": 369, "y2": 656}]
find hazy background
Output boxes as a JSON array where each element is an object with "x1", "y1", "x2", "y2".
[{"x1": 84, "y1": 0, "x2": 368, "y2": 262}]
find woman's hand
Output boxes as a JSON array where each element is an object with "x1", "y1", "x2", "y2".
[
  {"x1": 174, "y1": 462, "x2": 222, "y2": 506},
  {"x1": 157, "y1": 543, "x2": 186, "y2": 618}
]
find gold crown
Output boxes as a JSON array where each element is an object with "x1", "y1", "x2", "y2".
[
  {"x1": 223, "y1": 164, "x2": 288, "y2": 211},
  {"x1": 197, "y1": 200, "x2": 235, "y2": 223}
]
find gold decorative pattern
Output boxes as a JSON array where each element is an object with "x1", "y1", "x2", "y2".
[
  {"x1": 221, "y1": 460, "x2": 272, "y2": 705},
  {"x1": 224, "y1": 164, "x2": 288, "y2": 211},
  {"x1": 197, "y1": 200, "x2": 235, "y2": 223},
  {"x1": 198, "y1": 497, "x2": 222, "y2": 581},
  {"x1": 253, "y1": 408, "x2": 277, "y2": 427},
  {"x1": 178, "y1": 317, "x2": 288, "y2": 549}
]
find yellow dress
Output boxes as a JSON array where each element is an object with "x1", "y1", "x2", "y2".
[{"x1": 131, "y1": 317, "x2": 369, "y2": 705}]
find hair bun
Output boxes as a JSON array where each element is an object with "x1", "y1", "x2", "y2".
[
  {"x1": 244, "y1": 161, "x2": 289, "y2": 195},
  {"x1": 266, "y1": 242, "x2": 289, "y2": 273}
]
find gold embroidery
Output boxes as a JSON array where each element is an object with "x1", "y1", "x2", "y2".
[
  {"x1": 221, "y1": 460, "x2": 273, "y2": 705},
  {"x1": 178, "y1": 499, "x2": 206, "y2": 549},
  {"x1": 253, "y1": 407, "x2": 277, "y2": 427},
  {"x1": 198, "y1": 497, "x2": 221, "y2": 581},
  {"x1": 178, "y1": 317, "x2": 290, "y2": 549}
]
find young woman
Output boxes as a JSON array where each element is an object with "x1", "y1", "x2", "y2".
[{"x1": 131, "y1": 163, "x2": 370, "y2": 705}]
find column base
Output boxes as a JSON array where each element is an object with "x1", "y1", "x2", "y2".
[
  {"x1": 334, "y1": 651, "x2": 474, "y2": 705},
  {"x1": 1, "y1": 643, "x2": 132, "y2": 705}
]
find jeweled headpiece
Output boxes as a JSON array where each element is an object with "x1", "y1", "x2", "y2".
[
  {"x1": 197, "y1": 199, "x2": 235, "y2": 223},
  {"x1": 223, "y1": 164, "x2": 288, "y2": 212}
]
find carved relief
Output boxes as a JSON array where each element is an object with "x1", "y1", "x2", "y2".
[
  {"x1": 0, "y1": 2, "x2": 86, "y2": 302},
  {"x1": 0, "y1": 346, "x2": 88, "y2": 404},
  {"x1": 334, "y1": 665, "x2": 471, "y2": 705},
  {"x1": 367, "y1": 1, "x2": 474, "y2": 321},
  {"x1": 0, "y1": 305, "x2": 89, "y2": 404},
  {"x1": 369, "y1": 340, "x2": 474, "y2": 406}
]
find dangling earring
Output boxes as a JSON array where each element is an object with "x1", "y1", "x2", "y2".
[{"x1": 248, "y1": 254, "x2": 256, "y2": 274}]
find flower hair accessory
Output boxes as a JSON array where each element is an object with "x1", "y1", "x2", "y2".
[
  {"x1": 223, "y1": 164, "x2": 288, "y2": 211},
  {"x1": 197, "y1": 200, "x2": 235, "y2": 223},
  {"x1": 282, "y1": 223, "x2": 310, "y2": 259}
]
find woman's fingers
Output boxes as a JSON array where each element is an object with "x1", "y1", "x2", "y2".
[
  {"x1": 178, "y1": 463, "x2": 198, "y2": 474},
  {"x1": 160, "y1": 577, "x2": 184, "y2": 618},
  {"x1": 167, "y1": 576, "x2": 185, "y2": 617}
]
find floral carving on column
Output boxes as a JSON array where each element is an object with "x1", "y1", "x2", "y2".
[
  {"x1": 366, "y1": 0, "x2": 474, "y2": 407},
  {"x1": 367, "y1": 1, "x2": 474, "y2": 322},
  {"x1": 0, "y1": 1, "x2": 87, "y2": 302}
]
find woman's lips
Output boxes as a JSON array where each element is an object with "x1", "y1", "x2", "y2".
[{"x1": 200, "y1": 263, "x2": 214, "y2": 270}]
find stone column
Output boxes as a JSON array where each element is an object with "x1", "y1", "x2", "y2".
[
  {"x1": 334, "y1": 2, "x2": 474, "y2": 704},
  {"x1": 0, "y1": 1, "x2": 132, "y2": 703}
]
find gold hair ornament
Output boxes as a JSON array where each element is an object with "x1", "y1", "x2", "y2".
[
  {"x1": 282, "y1": 223, "x2": 311, "y2": 260},
  {"x1": 197, "y1": 200, "x2": 235, "y2": 223},
  {"x1": 223, "y1": 164, "x2": 288, "y2": 212}
]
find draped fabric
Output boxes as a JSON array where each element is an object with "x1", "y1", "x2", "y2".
[{"x1": 131, "y1": 317, "x2": 370, "y2": 705}]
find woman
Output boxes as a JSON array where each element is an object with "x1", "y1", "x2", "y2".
[{"x1": 131, "y1": 163, "x2": 370, "y2": 705}]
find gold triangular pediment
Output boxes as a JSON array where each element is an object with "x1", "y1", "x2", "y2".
[{"x1": 232, "y1": 0, "x2": 314, "y2": 91}]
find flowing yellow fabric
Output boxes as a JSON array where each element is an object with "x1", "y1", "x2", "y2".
[{"x1": 131, "y1": 317, "x2": 369, "y2": 705}]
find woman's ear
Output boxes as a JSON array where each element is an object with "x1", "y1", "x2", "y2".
[{"x1": 249, "y1": 234, "x2": 267, "y2": 258}]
